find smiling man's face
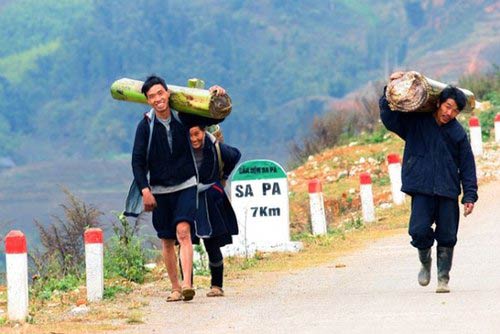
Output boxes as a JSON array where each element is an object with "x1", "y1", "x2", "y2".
[{"x1": 146, "y1": 84, "x2": 170, "y2": 115}]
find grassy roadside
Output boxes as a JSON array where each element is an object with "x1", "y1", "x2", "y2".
[
  {"x1": 0, "y1": 203, "x2": 411, "y2": 334},
  {"x1": 0, "y1": 138, "x2": 412, "y2": 333},
  {"x1": 0, "y1": 139, "x2": 498, "y2": 333}
]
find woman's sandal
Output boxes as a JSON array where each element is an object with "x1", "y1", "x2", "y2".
[
  {"x1": 166, "y1": 289, "x2": 182, "y2": 302},
  {"x1": 181, "y1": 287, "x2": 196, "y2": 301},
  {"x1": 206, "y1": 286, "x2": 224, "y2": 297}
]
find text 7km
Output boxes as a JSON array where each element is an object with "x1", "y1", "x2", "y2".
[{"x1": 250, "y1": 206, "x2": 281, "y2": 217}]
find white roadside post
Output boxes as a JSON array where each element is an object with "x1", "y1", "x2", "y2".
[
  {"x1": 495, "y1": 113, "x2": 500, "y2": 144},
  {"x1": 308, "y1": 178, "x2": 327, "y2": 235},
  {"x1": 84, "y1": 228, "x2": 104, "y2": 302},
  {"x1": 469, "y1": 116, "x2": 483, "y2": 157},
  {"x1": 359, "y1": 172, "x2": 375, "y2": 223},
  {"x1": 387, "y1": 153, "x2": 405, "y2": 205},
  {"x1": 5, "y1": 230, "x2": 29, "y2": 322}
]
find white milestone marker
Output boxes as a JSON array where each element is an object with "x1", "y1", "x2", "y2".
[
  {"x1": 85, "y1": 228, "x2": 104, "y2": 302},
  {"x1": 224, "y1": 159, "x2": 302, "y2": 256},
  {"x1": 359, "y1": 172, "x2": 375, "y2": 223},
  {"x1": 469, "y1": 116, "x2": 483, "y2": 157},
  {"x1": 308, "y1": 178, "x2": 327, "y2": 235},
  {"x1": 5, "y1": 230, "x2": 29, "y2": 322},
  {"x1": 387, "y1": 153, "x2": 405, "y2": 205}
]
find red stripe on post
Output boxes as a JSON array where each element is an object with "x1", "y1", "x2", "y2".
[
  {"x1": 387, "y1": 153, "x2": 401, "y2": 164},
  {"x1": 308, "y1": 179, "x2": 322, "y2": 193},
  {"x1": 469, "y1": 116, "x2": 480, "y2": 127},
  {"x1": 495, "y1": 113, "x2": 500, "y2": 122},
  {"x1": 359, "y1": 172, "x2": 372, "y2": 185},
  {"x1": 84, "y1": 228, "x2": 103, "y2": 244},
  {"x1": 5, "y1": 230, "x2": 27, "y2": 254}
]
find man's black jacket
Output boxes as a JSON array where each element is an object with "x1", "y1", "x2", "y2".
[{"x1": 379, "y1": 94, "x2": 478, "y2": 204}]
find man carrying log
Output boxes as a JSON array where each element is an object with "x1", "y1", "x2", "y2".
[
  {"x1": 131, "y1": 75, "x2": 226, "y2": 302},
  {"x1": 379, "y1": 71, "x2": 478, "y2": 293}
]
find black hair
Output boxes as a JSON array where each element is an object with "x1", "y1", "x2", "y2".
[
  {"x1": 439, "y1": 86, "x2": 467, "y2": 111},
  {"x1": 141, "y1": 75, "x2": 168, "y2": 97}
]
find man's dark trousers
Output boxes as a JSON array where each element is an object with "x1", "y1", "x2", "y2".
[{"x1": 409, "y1": 194, "x2": 459, "y2": 249}]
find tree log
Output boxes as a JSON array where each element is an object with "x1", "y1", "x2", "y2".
[
  {"x1": 386, "y1": 71, "x2": 475, "y2": 113},
  {"x1": 110, "y1": 78, "x2": 232, "y2": 119},
  {"x1": 187, "y1": 79, "x2": 225, "y2": 139}
]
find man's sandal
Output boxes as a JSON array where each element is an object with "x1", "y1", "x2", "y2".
[
  {"x1": 166, "y1": 289, "x2": 182, "y2": 302},
  {"x1": 181, "y1": 287, "x2": 196, "y2": 301},
  {"x1": 206, "y1": 286, "x2": 224, "y2": 297}
]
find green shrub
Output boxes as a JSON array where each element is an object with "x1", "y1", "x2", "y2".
[
  {"x1": 360, "y1": 125, "x2": 389, "y2": 144},
  {"x1": 485, "y1": 91, "x2": 500, "y2": 105},
  {"x1": 31, "y1": 189, "x2": 102, "y2": 278},
  {"x1": 344, "y1": 216, "x2": 364, "y2": 230},
  {"x1": 103, "y1": 285, "x2": 132, "y2": 300},
  {"x1": 459, "y1": 66, "x2": 500, "y2": 100},
  {"x1": 32, "y1": 274, "x2": 81, "y2": 300},
  {"x1": 104, "y1": 235, "x2": 146, "y2": 283},
  {"x1": 103, "y1": 213, "x2": 150, "y2": 283},
  {"x1": 478, "y1": 108, "x2": 497, "y2": 141},
  {"x1": 193, "y1": 244, "x2": 210, "y2": 276},
  {"x1": 372, "y1": 175, "x2": 390, "y2": 186}
]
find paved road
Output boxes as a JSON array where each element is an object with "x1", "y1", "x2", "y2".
[{"x1": 117, "y1": 180, "x2": 500, "y2": 334}]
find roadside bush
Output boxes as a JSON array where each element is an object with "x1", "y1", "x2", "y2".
[
  {"x1": 104, "y1": 235, "x2": 146, "y2": 283},
  {"x1": 32, "y1": 189, "x2": 102, "y2": 277},
  {"x1": 104, "y1": 213, "x2": 148, "y2": 283},
  {"x1": 289, "y1": 112, "x2": 348, "y2": 165},
  {"x1": 478, "y1": 108, "x2": 498, "y2": 141},
  {"x1": 29, "y1": 189, "x2": 102, "y2": 299},
  {"x1": 103, "y1": 285, "x2": 132, "y2": 300},
  {"x1": 289, "y1": 81, "x2": 385, "y2": 166},
  {"x1": 34, "y1": 274, "x2": 80, "y2": 300},
  {"x1": 193, "y1": 244, "x2": 210, "y2": 276},
  {"x1": 459, "y1": 65, "x2": 500, "y2": 100}
]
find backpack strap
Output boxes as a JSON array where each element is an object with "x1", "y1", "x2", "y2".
[
  {"x1": 145, "y1": 109, "x2": 155, "y2": 158},
  {"x1": 214, "y1": 140, "x2": 224, "y2": 180}
]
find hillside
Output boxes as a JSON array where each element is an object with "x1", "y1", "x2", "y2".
[{"x1": 0, "y1": 0, "x2": 498, "y2": 166}]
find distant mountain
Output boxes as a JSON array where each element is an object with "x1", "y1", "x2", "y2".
[
  {"x1": 0, "y1": 0, "x2": 498, "y2": 166},
  {"x1": 401, "y1": 1, "x2": 500, "y2": 81}
]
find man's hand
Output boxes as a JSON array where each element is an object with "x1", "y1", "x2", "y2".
[
  {"x1": 463, "y1": 202, "x2": 474, "y2": 217},
  {"x1": 142, "y1": 188, "x2": 157, "y2": 212},
  {"x1": 209, "y1": 85, "x2": 226, "y2": 96},
  {"x1": 390, "y1": 71, "x2": 405, "y2": 81}
]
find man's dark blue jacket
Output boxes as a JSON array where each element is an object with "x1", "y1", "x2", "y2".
[{"x1": 379, "y1": 93, "x2": 478, "y2": 204}]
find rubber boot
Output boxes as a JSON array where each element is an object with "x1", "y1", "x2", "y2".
[
  {"x1": 436, "y1": 246, "x2": 454, "y2": 293},
  {"x1": 418, "y1": 248, "x2": 432, "y2": 286}
]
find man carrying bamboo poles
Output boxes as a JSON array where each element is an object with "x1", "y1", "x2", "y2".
[
  {"x1": 131, "y1": 75, "x2": 226, "y2": 302},
  {"x1": 379, "y1": 71, "x2": 478, "y2": 293}
]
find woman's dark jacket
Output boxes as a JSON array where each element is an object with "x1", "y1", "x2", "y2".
[
  {"x1": 195, "y1": 135, "x2": 241, "y2": 246},
  {"x1": 379, "y1": 93, "x2": 478, "y2": 204}
]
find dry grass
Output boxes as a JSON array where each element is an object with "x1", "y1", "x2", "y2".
[{"x1": 0, "y1": 140, "x2": 498, "y2": 333}]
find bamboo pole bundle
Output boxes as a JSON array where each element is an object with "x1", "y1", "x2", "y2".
[
  {"x1": 110, "y1": 78, "x2": 232, "y2": 119},
  {"x1": 386, "y1": 71, "x2": 475, "y2": 113}
]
